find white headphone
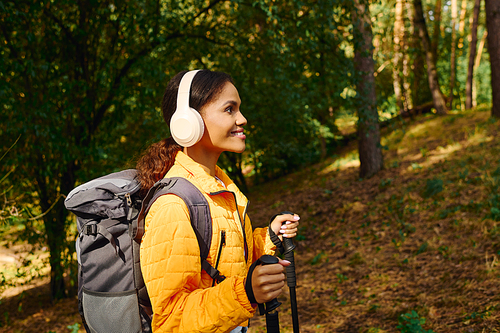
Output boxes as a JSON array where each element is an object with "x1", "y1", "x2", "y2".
[{"x1": 170, "y1": 70, "x2": 204, "y2": 147}]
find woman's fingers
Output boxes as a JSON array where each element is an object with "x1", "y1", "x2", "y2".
[
  {"x1": 279, "y1": 215, "x2": 299, "y2": 238},
  {"x1": 271, "y1": 214, "x2": 300, "y2": 239},
  {"x1": 251, "y1": 262, "x2": 288, "y2": 304}
]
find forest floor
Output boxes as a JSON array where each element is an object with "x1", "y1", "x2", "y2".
[{"x1": 1, "y1": 108, "x2": 500, "y2": 333}]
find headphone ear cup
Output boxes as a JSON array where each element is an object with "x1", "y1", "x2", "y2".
[{"x1": 170, "y1": 106, "x2": 204, "y2": 147}]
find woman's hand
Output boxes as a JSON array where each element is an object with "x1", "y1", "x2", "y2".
[
  {"x1": 251, "y1": 259, "x2": 290, "y2": 304},
  {"x1": 270, "y1": 213, "x2": 300, "y2": 241}
]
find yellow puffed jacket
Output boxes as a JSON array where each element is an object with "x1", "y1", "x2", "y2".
[{"x1": 140, "y1": 151, "x2": 276, "y2": 332}]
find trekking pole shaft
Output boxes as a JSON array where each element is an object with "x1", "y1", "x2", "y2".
[
  {"x1": 265, "y1": 311, "x2": 280, "y2": 333},
  {"x1": 283, "y1": 237, "x2": 299, "y2": 333},
  {"x1": 289, "y1": 287, "x2": 299, "y2": 333}
]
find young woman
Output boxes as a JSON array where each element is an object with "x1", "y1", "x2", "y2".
[{"x1": 137, "y1": 69, "x2": 300, "y2": 333}]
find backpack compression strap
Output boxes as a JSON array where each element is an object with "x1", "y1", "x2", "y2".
[{"x1": 137, "y1": 177, "x2": 225, "y2": 283}]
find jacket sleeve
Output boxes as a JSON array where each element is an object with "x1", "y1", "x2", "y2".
[
  {"x1": 246, "y1": 216, "x2": 276, "y2": 262},
  {"x1": 140, "y1": 195, "x2": 255, "y2": 333}
]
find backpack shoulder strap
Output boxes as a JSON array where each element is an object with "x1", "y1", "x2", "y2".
[{"x1": 137, "y1": 177, "x2": 225, "y2": 283}]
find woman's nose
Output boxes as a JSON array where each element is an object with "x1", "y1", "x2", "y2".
[{"x1": 237, "y1": 111, "x2": 247, "y2": 126}]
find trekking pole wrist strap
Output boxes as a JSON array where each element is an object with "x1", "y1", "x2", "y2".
[
  {"x1": 269, "y1": 211, "x2": 295, "y2": 255},
  {"x1": 245, "y1": 255, "x2": 282, "y2": 315},
  {"x1": 245, "y1": 259, "x2": 259, "y2": 305}
]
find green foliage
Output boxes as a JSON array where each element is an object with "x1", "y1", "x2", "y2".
[
  {"x1": 336, "y1": 273, "x2": 348, "y2": 283},
  {"x1": 67, "y1": 323, "x2": 80, "y2": 333},
  {"x1": 397, "y1": 311, "x2": 436, "y2": 333},
  {"x1": 423, "y1": 178, "x2": 444, "y2": 199},
  {"x1": 416, "y1": 242, "x2": 428, "y2": 255},
  {"x1": 463, "y1": 305, "x2": 496, "y2": 324},
  {"x1": 379, "y1": 178, "x2": 393, "y2": 189},
  {"x1": 310, "y1": 251, "x2": 328, "y2": 265}
]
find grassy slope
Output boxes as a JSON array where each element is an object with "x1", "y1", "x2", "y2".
[
  {"x1": 1, "y1": 109, "x2": 499, "y2": 333},
  {"x1": 247, "y1": 109, "x2": 500, "y2": 333}
]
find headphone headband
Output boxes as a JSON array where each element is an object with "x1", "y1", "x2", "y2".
[{"x1": 176, "y1": 70, "x2": 200, "y2": 111}]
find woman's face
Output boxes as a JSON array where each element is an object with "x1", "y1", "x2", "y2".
[{"x1": 198, "y1": 82, "x2": 247, "y2": 155}]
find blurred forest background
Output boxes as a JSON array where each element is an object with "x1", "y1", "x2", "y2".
[{"x1": 1, "y1": 0, "x2": 500, "y2": 332}]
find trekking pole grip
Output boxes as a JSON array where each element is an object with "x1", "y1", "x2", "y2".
[
  {"x1": 258, "y1": 255, "x2": 282, "y2": 315},
  {"x1": 277, "y1": 211, "x2": 297, "y2": 287},
  {"x1": 276, "y1": 211, "x2": 300, "y2": 333},
  {"x1": 259, "y1": 255, "x2": 281, "y2": 333}
]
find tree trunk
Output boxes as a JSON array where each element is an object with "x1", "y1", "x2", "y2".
[
  {"x1": 450, "y1": 0, "x2": 458, "y2": 110},
  {"x1": 44, "y1": 203, "x2": 69, "y2": 300},
  {"x1": 414, "y1": 0, "x2": 449, "y2": 115},
  {"x1": 458, "y1": 0, "x2": 468, "y2": 42},
  {"x1": 485, "y1": 0, "x2": 500, "y2": 118},
  {"x1": 409, "y1": 0, "x2": 430, "y2": 107},
  {"x1": 403, "y1": 0, "x2": 414, "y2": 110},
  {"x1": 473, "y1": 31, "x2": 488, "y2": 107},
  {"x1": 38, "y1": 164, "x2": 76, "y2": 300},
  {"x1": 431, "y1": 0, "x2": 442, "y2": 63},
  {"x1": 466, "y1": 0, "x2": 482, "y2": 109},
  {"x1": 393, "y1": 0, "x2": 404, "y2": 113},
  {"x1": 352, "y1": 0, "x2": 383, "y2": 179}
]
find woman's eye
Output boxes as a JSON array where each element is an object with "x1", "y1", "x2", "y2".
[{"x1": 225, "y1": 106, "x2": 233, "y2": 113}]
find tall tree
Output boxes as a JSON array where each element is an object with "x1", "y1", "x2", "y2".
[
  {"x1": 352, "y1": 0, "x2": 383, "y2": 178},
  {"x1": 473, "y1": 31, "x2": 488, "y2": 107},
  {"x1": 431, "y1": 0, "x2": 442, "y2": 63},
  {"x1": 485, "y1": 0, "x2": 500, "y2": 117},
  {"x1": 458, "y1": 0, "x2": 469, "y2": 45},
  {"x1": 393, "y1": 0, "x2": 405, "y2": 113},
  {"x1": 414, "y1": 0, "x2": 449, "y2": 114},
  {"x1": 403, "y1": 0, "x2": 414, "y2": 110},
  {"x1": 466, "y1": 0, "x2": 482, "y2": 109},
  {"x1": 449, "y1": 0, "x2": 458, "y2": 109}
]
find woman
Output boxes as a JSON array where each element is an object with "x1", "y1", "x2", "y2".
[{"x1": 138, "y1": 69, "x2": 299, "y2": 333}]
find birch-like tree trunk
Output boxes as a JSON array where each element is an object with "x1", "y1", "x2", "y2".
[
  {"x1": 466, "y1": 0, "x2": 482, "y2": 109},
  {"x1": 403, "y1": 0, "x2": 414, "y2": 110},
  {"x1": 458, "y1": 0, "x2": 468, "y2": 42},
  {"x1": 414, "y1": 0, "x2": 449, "y2": 114},
  {"x1": 485, "y1": 0, "x2": 500, "y2": 118},
  {"x1": 393, "y1": 0, "x2": 404, "y2": 113}
]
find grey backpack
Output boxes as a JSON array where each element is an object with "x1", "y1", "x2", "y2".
[{"x1": 64, "y1": 170, "x2": 225, "y2": 333}]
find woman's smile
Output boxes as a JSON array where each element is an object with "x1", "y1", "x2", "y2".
[{"x1": 230, "y1": 129, "x2": 246, "y2": 139}]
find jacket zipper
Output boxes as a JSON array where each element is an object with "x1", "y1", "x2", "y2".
[
  {"x1": 213, "y1": 230, "x2": 226, "y2": 286},
  {"x1": 211, "y1": 190, "x2": 249, "y2": 262}
]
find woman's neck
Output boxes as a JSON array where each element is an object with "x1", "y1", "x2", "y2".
[{"x1": 183, "y1": 147, "x2": 220, "y2": 177}]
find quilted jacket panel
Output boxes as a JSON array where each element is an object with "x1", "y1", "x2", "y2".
[{"x1": 140, "y1": 151, "x2": 276, "y2": 332}]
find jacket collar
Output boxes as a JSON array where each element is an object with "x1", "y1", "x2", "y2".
[{"x1": 173, "y1": 151, "x2": 243, "y2": 199}]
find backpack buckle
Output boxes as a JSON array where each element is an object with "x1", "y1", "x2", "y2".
[
  {"x1": 214, "y1": 272, "x2": 226, "y2": 283},
  {"x1": 85, "y1": 224, "x2": 98, "y2": 235}
]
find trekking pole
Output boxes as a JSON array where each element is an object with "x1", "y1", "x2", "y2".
[
  {"x1": 258, "y1": 255, "x2": 281, "y2": 333},
  {"x1": 268, "y1": 212, "x2": 300, "y2": 333},
  {"x1": 275, "y1": 211, "x2": 299, "y2": 333}
]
